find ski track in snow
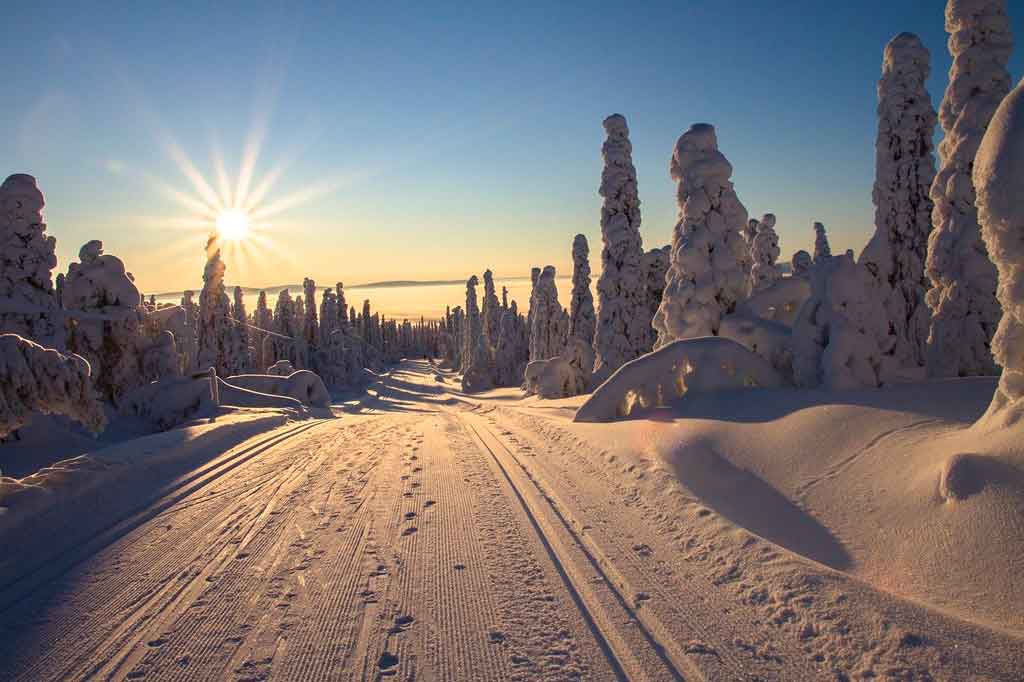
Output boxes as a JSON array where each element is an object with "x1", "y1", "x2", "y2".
[{"x1": 0, "y1": 359, "x2": 1021, "y2": 681}]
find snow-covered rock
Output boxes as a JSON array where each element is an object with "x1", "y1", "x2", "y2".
[
  {"x1": 575, "y1": 337, "x2": 783, "y2": 422},
  {"x1": 653, "y1": 123, "x2": 750, "y2": 345},
  {"x1": 973, "y1": 76, "x2": 1024, "y2": 426},
  {"x1": 569, "y1": 234, "x2": 596, "y2": 347},
  {"x1": 749, "y1": 213, "x2": 782, "y2": 294},
  {"x1": 0, "y1": 333, "x2": 106, "y2": 438},
  {"x1": 860, "y1": 32, "x2": 938, "y2": 370},
  {"x1": 0, "y1": 174, "x2": 63, "y2": 348},
  {"x1": 593, "y1": 114, "x2": 650, "y2": 380},
  {"x1": 925, "y1": 0, "x2": 1013, "y2": 378}
]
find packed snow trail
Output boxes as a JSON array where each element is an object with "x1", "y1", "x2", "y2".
[{"x1": 0, "y1": 361, "x2": 1021, "y2": 681}]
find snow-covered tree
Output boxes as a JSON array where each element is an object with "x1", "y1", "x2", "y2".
[
  {"x1": 303, "y1": 277, "x2": 318, "y2": 346},
  {"x1": 569, "y1": 234, "x2": 595, "y2": 348},
  {"x1": 593, "y1": 114, "x2": 649, "y2": 381},
  {"x1": 640, "y1": 245, "x2": 670, "y2": 352},
  {"x1": 791, "y1": 250, "x2": 813, "y2": 277},
  {"x1": 973, "y1": 75, "x2": 1024, "y2": 426},
  {"x1": 529, "y1": 266, "x2": 565, "y2": 361},
  {"x1": 858, "y1": 32, "x2": 938, "y2": 369},
  {"x1": 494, "y1": 303, "x2": 524, "y2": 386},
  {"x1": 197, "y1": 234, "x2": 246, "y2": 376},
  {"x1": 460, "y1": 275, "x2": 492, "y2": 391},
  {"x1": 63, "y1": 240, "x2": 151, "y2": 403},
  {"x1": 0, "y1": 174, "x2": 62, "y2": 347},
  {"x1": 813, "y1": 222, "x2": 832, "y2": 263},
  {"x1": 0, "y1": 333, "x2": 106, "y2": 438},
  {"x1": 750, "y1": 214, "x2": 782, "y2": 294},
  {"x1": 232, "y1": 286, "x2": 250, "y2": 370},
  {"x1": 481, "y1": 269, "x2": 501, "y2": 350},
  {"x1": 653, "y1": 123, "x2": 750, "y2": 345},
  {"x1": 925, "y1": 0, "x2": 1013, "y2": 378}
]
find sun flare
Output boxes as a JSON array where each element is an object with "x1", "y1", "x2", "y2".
[{"x1": 215, "y1": 208, "x2": 251, "y2": 241}]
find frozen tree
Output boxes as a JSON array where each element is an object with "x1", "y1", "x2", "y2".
[
  {"x1": 0, "y1": 333, "x2": 106, "y2": 438},
  {"x1": 460, "y1": 275, "x2": 492, "y2": 391},
  {"x1": 973, "y1": 76, "x2": 1024, "y2": 426},
  {"x1": 593, "y1": 114, "x2": 649, "y2": 381},
  {"x1": 925, "y1": 0, "x2": 1013, "y2": 378},
  {"x1": 197, "y1": 235, "x2": 246, "y2": 377},
  {"x1": 813, "y1": 222, "x2": 832, "y2": 263},
  {"x1": 529, "y1": 266, "x2": 565, "y2": 361},
  {"x1": 0, "y1": 174, "x2": 62, "y2": 347},
  {"x1": 653, "y1": 124, "x2": 750, "y2": 345},
  {"x1": 526, "y1": 266, "x2": 541, "y2": 336},
  {"x1": 858, "y1": 33, "x2": 938, "y2": 369},
  {"x1": 569, "y1": 234, "x2": 595, "y2": 347},
  {"x1": 232, "y1": 286, "x2": 250, "y2": 369},
  {"x1": 749, "y1": 214, "x2": 782, "y2": 294},
  {"x1": 63, "y1": 240, "x2": 148, "y2": 403},
  {"x1": 274, "y1": 290, "x2": 296, "y2": 336},
  {"x1": 481, "y1": 269, "x2": 501, "y2": 350},
  {"x1": 640, "y1": 245, "x2": 670, "y2": 351},
  {"x1": 501, "y1": 286, "x2": 509, "y2": 310},
  {"x1": 303, "y1": 277, "x2": 318, "y2": 346},
  {"x1": 493, "y1": 305, "x2": 524, "y2": 386},
  {"x1": 791, "y1": 250, "x2": 813, "y2": 277}
]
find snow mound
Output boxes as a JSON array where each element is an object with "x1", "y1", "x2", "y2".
[
  {"x1": 225, "y1": 370, "x2": 331, "y2": 408},
  {"x1": 267, "y1": 359, "x2": 295, "y2": 376},
  {"x1": 120, "y1": 375, "x2": 215, "y2": 431},
  {"x1": 575, "y1": 337, "x2": 783, "y2": 422},
  {"x1": 524, "y1": 337, "x2": 594, "y2": 399},
  {"x1": 0, "y1": 333, "x2": 106, "y2": 438}
]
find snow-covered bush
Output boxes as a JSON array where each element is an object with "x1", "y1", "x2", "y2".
[
  {"x1": 859, "y1": 32, "x2": 938, "y2": 371},
  {"x1": 813, "y1": 222, "x2": 832, "y2": 263},
  {"x1": 225, "y1": 370, "x2": 330, "y2": 408},
  {"x1": 0, "y1": 333, "x2": 106, "y2": 438},
  {"x1": 791, "y1": 250, "x2": 813, "y2": 277},
  {"x1": 197, "y1": 235, "x2": 247, "y2": 377},
  {"x1": 574, "y1": 337, "x2": 784, "y2": 422},
  {"x1": 569, "y1": 234, "x2": 596, "y2": 347},
  {"x1": 653, "y1": 123, "x2": 750, "y2": 345},
  {"x1": 0, "y1": 174, "x2": 63, "y2": 347},
  {"x1": 529, "y1": 266, "x2": 566, "y2": 362},
  {"x1": 749, "y1": 214, "x2": 782, "y2": 294},
  {"x1": 973, "y1": 76, "x2": 1024, "y2": 426},
  {"x1": 791, "y1": 254, "x2": 895, "y2": 389},
  {"x1": 925, "y1": 0, "x2": 1013, "y2": 379},
  {"x1": 593, "y1": 114, "x2": 650, "y2": 380}
]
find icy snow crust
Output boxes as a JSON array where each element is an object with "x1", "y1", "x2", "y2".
[{"x1": 925, "y1": 0, "x2": 1014, "y2": 378}]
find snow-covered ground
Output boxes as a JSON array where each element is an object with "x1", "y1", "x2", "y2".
[{"x1": 1, "y1": 360, "x2": 1020, "y2": 681}]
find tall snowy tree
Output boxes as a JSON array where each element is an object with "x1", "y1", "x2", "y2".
[
  {"x1": 303, "y1": 277, "x2": 319, "y2": 346},
  {"x1": 232, "y1": 286, "x2": 250, "y2": 369},
  {"x1": 749, "y1": 214, "x2": 782, "y2": 294},
  {"x1": 593, "y1": 114, "x2": 649, "y2": 381},
  {"x1": 461, "y1": 275, "x2": 493, "y2": 392},
  {"x1": 197, "y1": 234, "x2": 246, "y2": 377},
  {"x1": 569, "y1": 234, "x2": 596, "y2": 347},
  {"x1": 640, "y1": 245, "x2": 670, "y2": 351},
  {"x1": 0, "y1": 174, "x2": 62, "y2": 347},
  {"x1": 529, "y1": 266, "x2": 565, "y2": 361},
  {"x1": 336, "y1": 282, "x2": 348, "y2": 331},
  {"x1": 653, "y1": 123, "x2": 749, "y2": 345},
  {"x1": 481, "y1": 269, "x2": 501, "y2": 349},
  {"x1": 925, "y1": 0, "x2": 1013, "y2": 378},
  {"x1": 813, "y1": 222, "x2": 832, "y2": 263},
  {"x1": 973, "y1": 74, "x2": 1024, "y2": 424},
  {"x1": 859, "y1": 32, "x2": 938, "y2": 369}
]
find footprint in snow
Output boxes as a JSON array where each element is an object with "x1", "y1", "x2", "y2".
[{"x1": 401, "y1": 527, "x2": 418, "y2": 536}]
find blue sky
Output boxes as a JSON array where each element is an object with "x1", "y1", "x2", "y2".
[{"x1": 2, "y1": 1, "x2": 1023, "y2": 293}]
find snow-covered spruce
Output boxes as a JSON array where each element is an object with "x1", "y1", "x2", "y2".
[
  {"x1": 857, "y1": 32, "x2": 938, "y2": 370},
  {"x1": 791, "y1": 253, "x2": 895, "y2": 389},
  {"x1": 569, "y1": 234, "x2": 596, "y2": 348},
  {"x1": 196, "y1": 234, "x2": 247, "y2": 377},
  {"x1": 481, "y1": 269, "x2": 501, "y2": 350},
  {"x1": 593, "y1": 114, "x2": 650, "y2": 381},
  {"x1": 925, "y1": 0, "x2": 1014, "y2": 379},
  {"x1": 460, "y1": 275, "x2": 493, "y2": 392},
  {"x1": 791, "y1": 250, "x2": 813, "y2": 277},
  {"x1": 0, "y1": 333, "x2": 106, "y2": 438},
  {"x1": 529, "y1": 266, "x2": 566, "y2": 362},
  {"x1": 973, "y1": 76, "x2": 1024, "y2": 426},
  {"x1": 303, "y1": 277, "x2": 318, "y2": 347},
  {"x1": 232, "y1": 286, "x2": 251, "y2": 370},
  {"x1": 493, "y1": 303, "x2": 524, "y2": 386},
  {"x1": 335, "y1": 283, "x2": 348, "y2": 331},
  {"x1": 574, "y1": 337, "x2": 783, "y2": 422},
  {"x1": 640, "y1": 245, "x2": 670, "y2": 351},
  {"x1": 813, "y1": 222, "x2": 832, "y2": 263},
  {"x1": 653, "y1": 124, "x2": 750, "y2": 345},
  {"x1": 0, "y1": 174, "x2": 63, "y2": 347},
  {"x1": 749, "y1": 214, "x2": 782, "y2": 294}
]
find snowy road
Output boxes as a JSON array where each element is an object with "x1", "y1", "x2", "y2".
[{"x1": 1, "y1": 360, "x2": 1021, "y2": 681}]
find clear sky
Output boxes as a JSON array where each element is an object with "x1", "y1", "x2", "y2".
[{"x1": 3, "y1": 1, "x2": 1023, "y2": 294}]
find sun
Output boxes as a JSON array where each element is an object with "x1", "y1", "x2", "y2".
[{"x1": 215, "y1": 208, "x2": 250, "y2": 241}]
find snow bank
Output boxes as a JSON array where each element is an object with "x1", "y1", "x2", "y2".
[
  {"x1": 575, "y1": 337, "x2": 783, "y2": 422},
  {"x1": 653, "y1": 124, "x2": 749, "y2": 345},
  {"x1": 925, "y1": 0, "x2": 1013, "y2": 378},
  {"x1": 973, "y1": 76, "x2": 1024, "y2": 426},
  {"x1": 593, "y1": 114, "x2": 650, "y2": 380},
  {"x1": 0, "y1": 333, "x2": 106, "y2": 438}
]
